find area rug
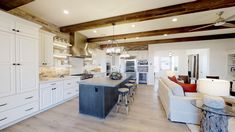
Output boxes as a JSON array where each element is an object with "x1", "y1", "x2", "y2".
[{"x1": 187, "y1": 118, "x2": 235, "y2": 132}]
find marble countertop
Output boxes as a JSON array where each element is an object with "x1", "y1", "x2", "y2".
[
  {"x1": 40, "y1": 76, "x2": 81, "y2": 84},
  {"x1": 79, "y1": 75, "x2": 131, "y2": 87}
]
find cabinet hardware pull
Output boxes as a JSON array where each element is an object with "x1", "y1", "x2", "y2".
[
  {"x1": 12, "y1": 29, "x2": 16, "y2": 31},
  {"x1": 25, "y1": 96, "x2": 33, "y2": 100},
  {"x1": 0, "y1": 117, "x2": 7, "y2": 122},
  {"x1": 52, "y1": 88, "x2": 56, "y2": 90},
  {"x1": 13, "y1": 63, "x2": 16, "y2": 65},
  {"x1": 17, "y1": 63, "x2": 21, "y2": 65},
  {"x1": 0, "y1": 103, "x2": 7, "y2": 107},
  {"x1": 51, "y1": 83, "x2": 56, "y2": 85},
  {"x1": 25, "y1": 108, "x2": 33, "y2": 112},
  {"x1": 16, "y1": 30, "x2": 20, "y2": 32}
]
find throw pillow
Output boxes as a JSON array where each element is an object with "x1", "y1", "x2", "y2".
[
  {"x1": 177, "y1": 82, "x2": 197, "y2": 92},
  {"x1": 168, "y1": 76, "x2": 178, "y2": 83}
]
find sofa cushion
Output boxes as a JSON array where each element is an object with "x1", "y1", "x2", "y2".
[
  {"x1": 162, "y1": 78, "x2": 185, "y2": 96},
  {"x1": 168, "y1": 76, "x2": 178, "y2": 83},
  {"x1": 177, "y1": 82, "x2": 197, "y2": 92}
]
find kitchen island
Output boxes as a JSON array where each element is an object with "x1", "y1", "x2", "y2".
[{"x1": 79, "y1": 75, "x2": 131, "y2": 118}]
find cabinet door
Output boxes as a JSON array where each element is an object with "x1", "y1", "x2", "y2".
[
  {"x1": 52, "y1": 82, "x2": 63, "y2": 104},
  {"x1": 39, "y1": 31, "x2": 45, "y2": 66},
  {"x1": 40, "y1": 87, "x2": 53, "y2": 110},
  {"x1": 39, "y1": 30, "x2": 54, "y2": 66},
  {"x1": 15, "y1": 21, "x2": 39, "y2": 38},
  {"x1": 0, "y1": 31, "x2": 16, "y2": 97},
  {"x1": 16, "y1": 35, "x2": 38, "y2": 93},
  {"x1": 0, "y1": 13, "x2": 15, "y2": 33},
  {"x1": 43, "y1": 32, "x2": 54, "y2": 66}
]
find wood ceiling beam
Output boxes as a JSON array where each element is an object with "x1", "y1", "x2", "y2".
[
  {"x1": 0, "y1": 0, "x2": 34, "y2": 11},
  {"x1": 100, "y1": 33, "x2": 235, "y2": 49},
  {"x1": 60, "y1": 0, "x2": 235, "y2": 32},
  {"x1": 87, "y1": 21, "x2": 235, "y2": 43}
]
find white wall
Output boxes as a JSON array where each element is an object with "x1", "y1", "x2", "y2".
[{"x1": 148, "y1": 38, "x2": 235, "y2": 85}]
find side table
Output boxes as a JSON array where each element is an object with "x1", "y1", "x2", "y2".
[{"x1": 191, "y1": 100, "x2": 235, "y2": 132}]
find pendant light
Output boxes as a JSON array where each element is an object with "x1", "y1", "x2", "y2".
[
  {"x1": 106, "y1": 23, "x2": 121, "y2": 56},
  {"x1": 120, "y1": 38, "x2": 130, "y2": 59}
]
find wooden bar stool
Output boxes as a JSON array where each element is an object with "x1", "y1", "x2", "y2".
[
  {"x1": 116, "y1": 88, "x2": 129, "y2": 114},
  {"x1": 125, "y1": 83, "x2": 134, "y2": 103}
]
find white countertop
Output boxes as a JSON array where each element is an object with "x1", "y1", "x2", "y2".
[
  {"x1": 79, "y1": 75, "x2": 131, "y2": 87},
  {"x1": 40, "y1": 76, "x2": 81, "y2": 84}
]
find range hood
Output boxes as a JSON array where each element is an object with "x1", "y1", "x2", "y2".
[{"x1": 71, "y1": 32, "x2": 92, "y2": 58}]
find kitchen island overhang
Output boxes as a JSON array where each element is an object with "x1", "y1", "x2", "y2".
[{"x1": 79, "y1": 75, "x2": 131, "y2": 118}]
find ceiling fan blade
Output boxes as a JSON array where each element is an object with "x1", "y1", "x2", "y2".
[
  {"x1": 189, "y1": 24, "x2": 214, "y2": 32},
  {"x1": 223, "y1": 23, "x2": 235, "y2": 28},
  {"x1": 225, "y1": 14, "x2": 235, "y2": 21}
]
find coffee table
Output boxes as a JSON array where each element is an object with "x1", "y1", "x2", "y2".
[{"x1": 191, "y1": 100, "x2": 235, "y2": 132}]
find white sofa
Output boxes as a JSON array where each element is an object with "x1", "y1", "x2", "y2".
[{"x1": 158, "y1": 77, "x2": 202, "y2": 124}]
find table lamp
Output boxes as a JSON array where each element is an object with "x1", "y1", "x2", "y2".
[{"x1": 197, "y1": 79, "x2": 230, "y2": 109}]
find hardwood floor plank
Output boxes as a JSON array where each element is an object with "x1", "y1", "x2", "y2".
[{"x1": 2, "y1": 85, "x2": 190, "y2": 132}]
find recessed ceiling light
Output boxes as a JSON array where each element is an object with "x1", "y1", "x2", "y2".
[
  {"x1": 136, "y1": 37, "x2": 139, "y2": 39},
  {"x1": 131, "y1": 24, "x2": 136, "y2": 28},
  {"x1": 164, "y1": 34, "x2": 168, "y2": 36},
  {"x1": 108, "y1": 40, "x2": 111, "y2": 42},
  {"x1": 63, "y1": 10, "x2": 69, "y2": 15},
  {"x1": 172, "y1": 18, "x2": 178, "y2": 22},
  {"x1": 93, "y1": 30, "x2": 97, "y2": 33}
]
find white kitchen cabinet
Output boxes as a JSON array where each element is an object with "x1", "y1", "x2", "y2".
[
  {"x1": 63, "y1": 78, "x2": 80, "y2": 100},
  {"x1": 15, "y1": 21, "x2": 39, "y2": 38},
  {"x1": 16, "y1": 35, "x2": 38, "y2": 93},
  {"x1": 0, "y1": 31, "x2": 16, "y2": 97},
  {"x1": 40, "y1": 86, "x2": 53, "y2": 110},
  {"x1": 0, "y1": 14, "x2": 15, "y2": 33},
  {"x1": 40, "y1": 81, "x2": 64, "y2": 110},
  {"x1": 0, "y1": 10, "x2": 41, "y2": 129},
  {"x1": 52, "y1": 81, "x2": 64, "y2": 104},
  {"x1": 39, "y1": 30, "x2": 55, "y2": 66}
]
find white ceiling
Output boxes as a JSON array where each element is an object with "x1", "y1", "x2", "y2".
[
  {"x1": 20, "y1": 0, "x2": 235, "y2": 46},
  {"x1": 80, "y1": 6, "x2": 235, "y2": 38},
  {"x1": 20, "y1": 0, "x2": 195, "y2": 26}
]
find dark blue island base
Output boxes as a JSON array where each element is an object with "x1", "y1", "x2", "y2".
[{"x1": 79, "y1": 76, "x2": 131, "y2": 118}]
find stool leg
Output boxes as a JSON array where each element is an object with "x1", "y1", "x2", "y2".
[
  {"x1": 116, "y1": 94, "x2": 122, "y2": 112},
  {"x1": 125, "y1": 94, "x2": 129, "y2": 115}
]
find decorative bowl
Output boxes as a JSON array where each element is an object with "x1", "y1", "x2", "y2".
[{"x1": 109, "y1": 72, "x2": 122, "y2": 80}]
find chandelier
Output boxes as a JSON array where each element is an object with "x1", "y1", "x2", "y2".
[
  {"x1": 106, "y1": 23, "x2": 121, "y2": 56},
  {"x1": 120, "y1": 38, "x2": 130, "y2": 59}
]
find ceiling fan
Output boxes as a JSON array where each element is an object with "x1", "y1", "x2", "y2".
[{"x1": 190, "y1": 11, "x2": 235, "y2": 32}]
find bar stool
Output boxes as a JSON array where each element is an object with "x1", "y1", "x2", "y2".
[
  {"x1": 125, "y1": 83, "x2": 134, "y2": 103},
  {"x1": 129, "y1": 79, "x2": 137, "y2": 94},
  {"x1": 116, "y1": 88, "x2": 129, "y2": 114}
]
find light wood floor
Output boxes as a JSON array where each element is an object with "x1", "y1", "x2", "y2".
[{"x1": 2, "y1": 85, "x2": 190, "y2": 132}]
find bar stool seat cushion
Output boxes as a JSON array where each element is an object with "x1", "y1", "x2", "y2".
[
  {"x1": 125, "y1": 83, "x2": 134, "y2": 87},
  {"x1": 118, "y1": 88, "x2": 129, "y2": 93},
  {"x1": 129, "y1": 80, "x2": 136, "y2": 83}
]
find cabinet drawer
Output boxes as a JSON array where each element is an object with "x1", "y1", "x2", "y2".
[
  {"x1": 64, "y1": 79, "x2": 76, "y2": 89},
  {"x1": 0, "y1": 101, "x2": 38, "y2": 127},
  {"x1": 0, "y1": 91, "x2": 38, "y2": 112},
  {"x1": 64, "y1": 88, "x2": 76, "y2": 100},
  {"x1": 40, "y1": 81, "x2": 60, "y2": 88}
]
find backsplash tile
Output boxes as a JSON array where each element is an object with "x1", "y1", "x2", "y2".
[{"x1": 40, "y1": 67, "x2": 70, "y2": 78}]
